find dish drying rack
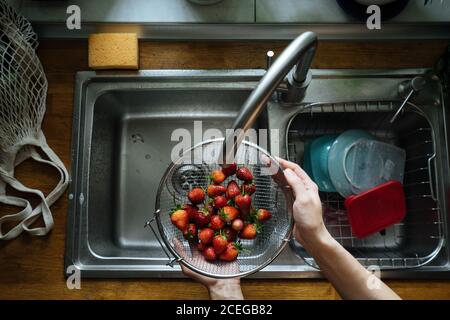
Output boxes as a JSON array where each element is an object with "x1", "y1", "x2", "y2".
[{"x1": 287, "y1": 101, "x2": 444, "y2": 270}]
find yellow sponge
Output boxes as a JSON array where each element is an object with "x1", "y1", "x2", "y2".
[{"x1": 88, "y1": 33, "x2": 138, "y2": 70}]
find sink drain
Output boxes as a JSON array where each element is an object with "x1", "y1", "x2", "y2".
[{"x1": 166, "y1": 164, "x2": 208, "y2": 199}]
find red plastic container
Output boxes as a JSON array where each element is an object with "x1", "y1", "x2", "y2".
[{"x1": 344, "y1": 181, "x2": 406, "y2": 238}]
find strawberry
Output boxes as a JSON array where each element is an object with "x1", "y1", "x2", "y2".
[
  {"x1": 219, "y1": 242, "x2": 241, "y2": 262},
  {"x1": 214, "y1": 196, "x2": 227, "y2": 210},
  {"x1": 198, "y1": 227, "x2": 215, "y2": 245},
  {"x1": 183, "y1": 204, "x2": 198, "y2": 221},
  {"x1": 170, "y1": 208, "x2": 189, "y2": 231},
  {"x1": 256, "y1": 208, "x2": 272, "y2": 222},
  {"x1": 210, "y1": 169, "x2": 226, "y2": 184},
  {"x1": 197, "y1": 242, "x2": 206, "y2": 252},
  {"x1": 206, "y1": 201, "x2": 217, "y2": 215},
  {"x1": 221, "y1": 163, "x2": 237, "y2": 177},
  {"x1": 223, "y1": 226, "x2": 237, "y2": 242},
  {"x1": 203, "y1": 246, "x2": 217, "y2": 261},
  {"x1": 235, "y1": 194, "x2": 252, "y2": 217},
  {"x1": 210, "y1": 214, "x2": 225, "y2": 231},
  {"x1": 241, "y1": 182, "x2": 256, "y2": 195},
  {"x1": 220, "y1": 206, "x2": 240, "y2": 223},
  {"x1": 231, "y1": 218, "x2": 244, "y2": 231},
  {"x1": 207, "y1": 184, "x2": 226, "y2": 197},
  {"x1": 193, "y1": 208, "x2": 211, "y2": 228},
  {"x1": 226, "y1": 181, "x2": 241, "y2": 200},
  {"x1": 188, "y1": 187, "x2": 205, "y2": 205},
  {"x1": 240, "y1": 223, "x2": 260, "y2": 239},
  {"x1": 236, "y1": 166, "x2": 253, "y2": 182},
  {"x1": 183, "y1": 223, "x2": 197, "y2": 241},
  {"x1": 212, "y1": 233, "x2": 228, "y2": 254}
]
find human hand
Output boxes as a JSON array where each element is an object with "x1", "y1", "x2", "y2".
[
  {"x1": 173, "y1": 238, "x2": 243, "y2": 300},
  {"x1": 277, "y1": 158, "x2": 331, "y2": 248},
  {"x1": 277, "y1": 159, "x2": 401, "y2": 300}
]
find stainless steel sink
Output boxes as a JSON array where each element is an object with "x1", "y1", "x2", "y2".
[
  {"x1": 287, "y1": 104, "x2": 444, "y2": 269},
  {"x1": 66, "y1": 69, "x2": 450, "y2": 278}
]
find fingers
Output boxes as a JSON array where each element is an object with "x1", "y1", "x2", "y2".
[
  {"x1": 173, "y1": 238, "x2": 198, "y2": 278},
  {"x1": 172, "y1": 238, "x2": 187, "y2": 259},
  {"x1": 191, "y1": 244, "x2": 202, "y2": 259},
  {"x1": 277, "y1": 157, "x2": 302, "y2": 172},
  {"x1": 179, "y1": 262, "x2": 192, "y2": 276},
  {"x1": 284, "y1": 168, "x2": 306, "y2": 196},
  {"x1": 173, "y1": 237, "x2": 202, "y2": 260},
  {"x1": 173, "y1": 238, "x2": 207, "y2": 282},
  {"x1": 277, "y1": 157, "x2": 317, "y2": 189}
]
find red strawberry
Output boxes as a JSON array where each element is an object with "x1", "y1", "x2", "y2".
[
  {"x1": 256, "y1": 208, "x2": 272, "y2": 222},
  {"x1": 183, "y1": 204, "x2": 198, "y2": 221},
  {"x1": 219, "y1": 242, "x2": 241, "y2": 262},
  {"x1": 214, "y1": 196, "x2": 227, "y2": 210},
  {"x1": 210, "y1": 215, "x2": 225, "y2": 231},
  {"x1": 188, "y1": 187, "x2": 205, "y2": 205},
  {"x1": 223, "y1": 226, "x2": 237, "y2": 242},
  {"x1": 240, "y1": 223, "x2": 260, "y2": 239},
  {"x1": 206, "y1": 201, "x2": 217, "y2": 215},
  {"x1": 198, "y1": 227, "x2": 215, "y2": 245},
  {"x1": 197, "y1": 242, "x2": 206, "y2": 252},
  {"x1": 236, "y1": 167, "x2": 253, "y2": 182},
  {"x1": 203, "y1": 246, "x2": 217, "y2": 261},
  {"x1": 241, "y1": 182, "x2": 256, "y2": 195},
  {"x1": 231, "y1": 218, "x2": 244, "y2": 231},
  {"x1": 221, "y1": 163, "x2": 237, "y2": 177},
  {"x1": 210, "y1": 169, "x2": 226, "y2": 184},
  {"x1": 212, "y1": 233, "x2": 228, "y2": 254},
  {"x1": 207, "y1": 184, "x2": 226, "y2": 197},
  {"x1": 170, "y1": 208, "x2": 189, "y2": 231},
  {"x1": 235, "y1": 194, "x2": 252, "y2": 217},
  {"x1": 226, "y1": 181, "x2": 241, "y2": 200},
  {"x1": 220, "y1": 206, "x2": 240, "y2": 223},
  {"x1": 183, "y1": 223, "x2": 197, "y2": 241},
  {"x1": 193, "y1": 208, "x2": 211, "y2": 228}
]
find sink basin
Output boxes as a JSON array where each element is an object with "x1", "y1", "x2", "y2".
[
  {"x1": 68, "y1": 70, "x2": 277, "y2": 276},
  {"x1": 67, "y1": 69, "x2": 450, "y2": 278},
  {"x1": 287, "y1": 104, "x2": 444, "y2": 269},
  {"x1": 90, "y1": 88, "x2": 264, "y2": 257}
]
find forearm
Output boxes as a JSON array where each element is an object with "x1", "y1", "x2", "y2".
[
  {"x1": 302, "y1": 229, "x2": 400, "y2": 300},
  {"x1": 208, "y1": 280, "x2": 244, "y2": 300}
]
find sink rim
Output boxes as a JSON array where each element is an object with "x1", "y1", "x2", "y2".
[{"x1": 66, "y1": 68, "x2": 450, "y2": 278}]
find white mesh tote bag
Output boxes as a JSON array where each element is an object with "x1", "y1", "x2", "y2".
[{"x1": 0, "y1": 1, "x2": 69, "y2": 240}]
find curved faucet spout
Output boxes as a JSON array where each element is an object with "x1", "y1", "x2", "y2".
[{"x1": 222, "y1": 31, "x2": 318, "y2": 164}]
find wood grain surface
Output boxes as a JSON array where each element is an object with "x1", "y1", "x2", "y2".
[{"x1": 1, "y1": 39, "x2": 450, "y2": 300}]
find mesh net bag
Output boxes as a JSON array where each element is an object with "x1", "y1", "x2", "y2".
[{"x1": 0, "y1": 1, "x2": 69, "y2": 240}]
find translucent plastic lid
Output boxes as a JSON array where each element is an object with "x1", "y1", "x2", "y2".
[{"x1": 344, "y1": 138, "x2": 406, "y2": 194}]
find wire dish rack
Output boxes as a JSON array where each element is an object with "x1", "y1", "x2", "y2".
[{"x1": 287, "y1": 101, "x2": 444, "y2": 270}]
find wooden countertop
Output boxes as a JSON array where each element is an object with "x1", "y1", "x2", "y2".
[{"x1": 1, "y1": 39, "x2": 450, "y2": 300}]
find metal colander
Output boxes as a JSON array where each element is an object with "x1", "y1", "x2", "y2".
[{"x1": 147, "y1": 138, "x2": 294, "y2": 278}]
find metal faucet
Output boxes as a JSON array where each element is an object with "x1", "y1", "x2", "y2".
[{"x1": 222, "y1": 31, "x2": 318, "y2": 163}]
